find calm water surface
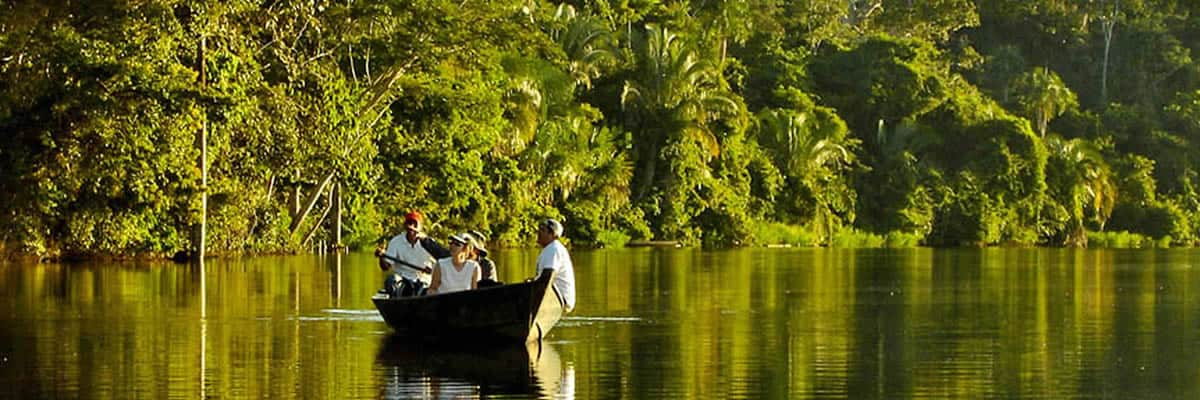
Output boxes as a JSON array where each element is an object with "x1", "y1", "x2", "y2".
[{"x1": 1, "y1": 248, "x2": 1199, "y2": 399}]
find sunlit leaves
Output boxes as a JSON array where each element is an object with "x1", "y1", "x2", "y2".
[
  {"x1": 755, "y1": 107, "x2": 859, "y2": 243},
  {"x1": 1009, "y1": 67, "x2": 1079, "y2": 137},
  {"x1": 1044, "y1": 135, "x2": 1117, "y2": 245},
  {"x1": 809, "y1": 35, "x2": 949, "y2": 134}
]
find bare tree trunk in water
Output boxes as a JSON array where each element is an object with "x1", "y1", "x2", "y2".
[{"x1": 197, "y1": 36, "x2": 208, "y2": 261}]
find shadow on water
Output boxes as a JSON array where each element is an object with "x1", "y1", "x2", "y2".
[{"x1": 374, "y1": 335, "x2": 572, "y2": 399}]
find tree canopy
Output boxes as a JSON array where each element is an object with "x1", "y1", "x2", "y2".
[{"x1": 2, "y1": 0, "x2": 1198, "y2": 257}]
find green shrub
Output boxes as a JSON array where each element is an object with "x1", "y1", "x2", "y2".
[
  {"x1": 927, "y1": 174, "x2": 1008, "y2": 246},
  {"x1": 1086, "y1": 231, "x2": 1156, "y2": 248},
  {"x1": 884, "y1": 231, "x2": 923, "y2": 248},
  {"x1": 753, "y1": 222, "x2": 819, "y2": 246},
  {"x1": 830, "y1": 229, "x2": 887, "y2": 248},
  {"x1": 595, "y1": 230, "x2": 631, "y2": 248},
  {"x1": 1109, "y1": 200, "x2": 1192, "y2": 242}
]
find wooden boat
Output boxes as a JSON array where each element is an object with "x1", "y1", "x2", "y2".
[{"x1": 372, "y1": 271, "x2": 564, "y2": 343}]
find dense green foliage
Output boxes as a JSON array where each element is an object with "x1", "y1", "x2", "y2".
[{"x1": 2, "y1": 0, "x2": 1198, "y2": 256}]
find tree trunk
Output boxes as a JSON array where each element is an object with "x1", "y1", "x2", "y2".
[
  {"x1": 264, "y1": 174, "x2": 275, "y2": 203},
  {"x1": 303, "y1": 189, "x2": 335, "y2": 246},
  {"x1": 632, "y1": 142, "x2": 659, "y2": 202},
  {"x1": 197, "y1": 36, "x2": 208, "y2": 261},
  {"x1": 334, "y1": 182, "x2": 342, "y2": 250},
  {"x1": 1101, "y1": 0, "x2": 1119, "y2": 106},
  {"x1": 291, "y1": 185, "x2": 301, "y2": 218},
  {"x1": 720, "y1": 38, "x2": 727, "y2": 66},
  {"x1": 349, "y1": 44, "x2": 357, "y2": 81},
  {"x1": 289, "y1": 170, "x2": 336, "y2": 234}
]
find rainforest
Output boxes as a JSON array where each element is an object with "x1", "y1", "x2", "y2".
[{"x1": 1, "y1": 0, "x2": 1198, "y2": 258}]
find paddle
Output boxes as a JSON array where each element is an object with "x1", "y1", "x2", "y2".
[{"x1": 375, "y1": 251, "x2": 434, "y2": 274}]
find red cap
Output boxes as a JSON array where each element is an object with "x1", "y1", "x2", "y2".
[{"x1": 404, "y1": 211, "x2": 424, "y2": 225}]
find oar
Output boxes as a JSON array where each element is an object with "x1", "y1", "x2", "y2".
[{"x1": 376, "y1": 252, "x2": 434, "y2": 274}]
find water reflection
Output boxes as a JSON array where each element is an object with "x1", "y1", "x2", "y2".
[
  {"x1": 198, "y1": 258, "x2": 207, "y2": 400},
  {"x1": 374, "y1": 335, "x2": 573, "y2": 399},
  {"x1": 1, "y1": 249, "x2": 1199, "y2": 399}
]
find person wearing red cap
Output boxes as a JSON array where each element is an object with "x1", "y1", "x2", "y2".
[{"x1": 374, "y1": 211, "x2": 450, "y2": 297}]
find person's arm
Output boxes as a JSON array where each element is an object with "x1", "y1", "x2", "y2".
[
  {"x1": 375, "y1": 242, "x2": 394, "y2": 271},
  {"x1": 471, "y1": 265, "x2": 480, "y2": 290},
  {"x1": 428, "y1": 263, "x2": 442, "y2": 294},
  {"x1": 480, "y1": 258, "x2": 496, "y2": 280},
  {"x1": 421, "y1": 237, "x2": 451, "y2": 259}
]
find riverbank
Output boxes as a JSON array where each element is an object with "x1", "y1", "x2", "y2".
[
  {"x1": 752, "y1": 221, "x2": 1188, "y2": 249},
  {"x1": 0, "y1": 240, "x2": 311, "y2": 263},
  {"x1": 5, "y1": 230, "x2": 1186, "y2": 263}
]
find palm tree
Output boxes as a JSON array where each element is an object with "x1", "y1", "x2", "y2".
[
  {"x1": 1045, "y1": 135, "x2": 1117, "y2": 246},
  {"x1": 757, "y1": 109, "x2": 860, "y2": 244},
  {"x1": 525, "y1": 112, "x2": 634, "y2": 235},
  {"x1": 501, "y1": 78, "x2": 543, "y2": 156},
  {"x1": 549, "y1": 4, "x2": 614, "y2": 90},
  {"x1": 555, "y1": 123, "x2": 633, "y2": 205},
  {"x1": 498, "y1": 51, "x2": 578, "y2": 156},
  {"x1": 620, "y1": 24, "x2": 742, "y2": 202},
  {"x1": 1010, "y1": 67, "x2": 1078, "y2": 137},
  {"x1": 758, "y1": 109, "x2": 857, "y2": 178}
]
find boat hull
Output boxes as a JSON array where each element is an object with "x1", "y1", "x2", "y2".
[{"x1": 372, "y1": 271, "x2": 563, "y2": 343}]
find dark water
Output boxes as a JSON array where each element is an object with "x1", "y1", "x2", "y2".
[{"x1": 1, "y1": 248, "x2": 1199, "y2": 399}]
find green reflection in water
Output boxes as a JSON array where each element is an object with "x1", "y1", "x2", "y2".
[{"x1": 0, "y1": 249, "x2": 1198, "y2": 399}]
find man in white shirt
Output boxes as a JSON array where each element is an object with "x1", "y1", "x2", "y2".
[
  {"x1": 375, "y1": 211, "x2": 450, "y2": 297},
  {"x1": 536, "y1": 219, "x2": 576, "y2": 312}
]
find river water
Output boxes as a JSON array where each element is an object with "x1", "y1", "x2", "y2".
[{"x1": 1, "y1": 248, "x2": 1198, "y2": 399}]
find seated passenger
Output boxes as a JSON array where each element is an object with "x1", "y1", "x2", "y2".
[
  {"x1": 375, "y1": 210, "x2": 449, "y2": 298},
  {"x1": 468, "y1": 230, "x2": 503, "y2": 288},
  {"x1": 428, "y1": 232, "x2": 481, "y2": 294},
  {"x1": 536, "y1": 219, "x2": 575, "y2": 312}
]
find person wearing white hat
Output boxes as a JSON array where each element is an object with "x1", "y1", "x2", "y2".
[
  {"x1": 468, "y1": 230, "x2": 503, "y2": 288},
  {"x1": 428, "y1": 232, "x2": 481, "y2": 294},
  {"x1": 536, "y1": 219, "x2": 576, "y2": 312}
]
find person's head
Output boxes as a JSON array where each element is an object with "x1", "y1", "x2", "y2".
[
  {"x1": 467, "y1": 230, "x2": 489, "y2": 258},
  {"x1": 403, "y1": 211, "x2": 424, "y2": 240},
  {"x1": 448, "y1": 232, "x2": 477, "y2": 260},
  {"x1": 536, "y1": 218, "x2": 563, "y2": 247}
]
